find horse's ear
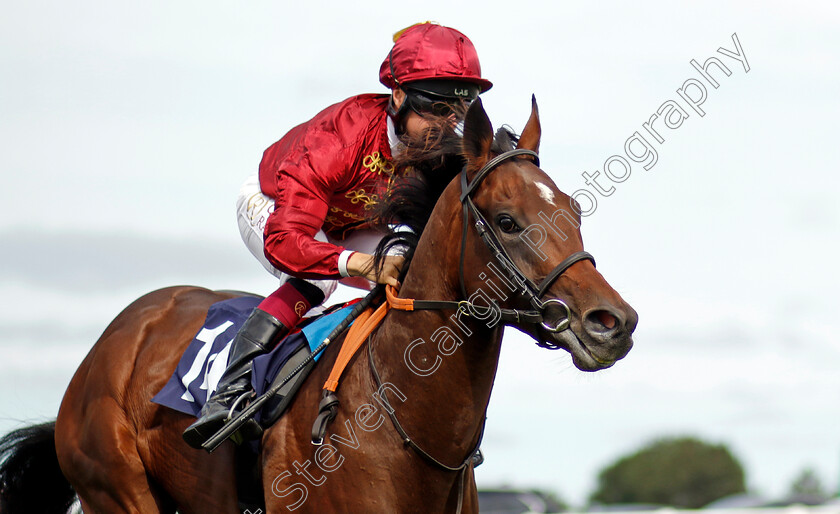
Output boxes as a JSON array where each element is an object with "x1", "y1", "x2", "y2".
[
  {"x1": 462, "y1": 97, "x2": 494, "y2": 173},
  {"x1": 516, "y1": 95, "x2": 541, "y2": 154}
]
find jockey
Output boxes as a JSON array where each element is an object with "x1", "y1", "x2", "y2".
[{"x1": 183, "y1": 22, "x2": 492, "y2": 448}]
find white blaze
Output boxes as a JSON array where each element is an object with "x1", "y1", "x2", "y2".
[{"x1": 535, "y1": 182, "x2": 556, "y2": 206}]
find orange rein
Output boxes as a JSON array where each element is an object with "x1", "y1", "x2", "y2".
[{"x1": 322, "y1": 285, "x2": 411, "y2": 392}]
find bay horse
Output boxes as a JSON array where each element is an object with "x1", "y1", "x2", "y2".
[{"x1": 0, "y1": 98, "x2": 636, "y2": 513}]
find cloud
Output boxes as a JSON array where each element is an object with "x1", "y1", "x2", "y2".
[{"x1": 0, "y1": 229, "x2": 259, "y2": 292}]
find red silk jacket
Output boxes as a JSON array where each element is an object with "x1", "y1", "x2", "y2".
[{"x1": 258, "y1": 93, "x2": 396, "y2": 279}]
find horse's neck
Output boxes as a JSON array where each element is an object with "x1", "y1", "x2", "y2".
[{"x1": 371, "y1": 199, "x2": 503, "y2": 462}]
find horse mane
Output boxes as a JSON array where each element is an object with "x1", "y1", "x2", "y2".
[{"x1": 371, "y1": 108, "x2": 520, "y2": 281}]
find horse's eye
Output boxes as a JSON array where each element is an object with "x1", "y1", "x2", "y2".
[{"x1": 496, "y1": 214, "x2": 520, "y2": 233}]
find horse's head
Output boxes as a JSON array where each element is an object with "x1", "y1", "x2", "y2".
[{"x1": 457, "y1": 97, "x2": 637, "y2": 371}]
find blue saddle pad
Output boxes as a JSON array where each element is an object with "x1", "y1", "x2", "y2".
[{"x1": 152, "y1": 296, "x2": 356, "y2": 418}]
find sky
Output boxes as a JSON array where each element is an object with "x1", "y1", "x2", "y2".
[{"x1": 1, "y1": 0, "x2": 839, "y2": 508}]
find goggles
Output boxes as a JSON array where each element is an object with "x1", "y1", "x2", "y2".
[{"x1": 404, "y1": 89, "x2": 471, "y2": 117}]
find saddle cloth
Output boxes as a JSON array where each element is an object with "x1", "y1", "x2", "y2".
[{"x1": 152, "y1": 296, "x2": 356, "y2": 421}]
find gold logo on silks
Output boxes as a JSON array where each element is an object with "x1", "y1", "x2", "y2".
[
  {"x1": 344, "y1": 189, "x2": 379, "y2": 209},
  {"x1": 294, "y1": 301, "x2": 307, "y2": 317},
  {"x1": 362, "y1": 151, "x2": 395, "y2": 177}
]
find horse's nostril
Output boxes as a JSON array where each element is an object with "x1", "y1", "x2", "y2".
[
  {"x1": 586, "y1": 309, "x2": 619, "y2": 333},
  {"x1": 597, "y1": 311, "x2": 616, "y2": 329}
]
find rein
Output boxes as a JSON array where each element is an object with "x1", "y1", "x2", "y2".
[
  {"x1": 312, "y1": 149, "x2": 596, "y2": 512},
  {"x1": 361, "y1": 150, "x2": 595, "y2": 467},
  {"x1": 367, "y1": 329, "x2": 481, "y2": 514},
  {"x1": 386, "y1": 150, "x2": 595, "y2": 337}
]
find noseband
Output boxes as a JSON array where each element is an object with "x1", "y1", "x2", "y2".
[{"x1": 458, "y1": 149, "x2": 595, "y2": 345}]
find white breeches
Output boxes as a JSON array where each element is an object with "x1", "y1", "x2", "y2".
[{"x1": 235, "y1": 172, "x2": 382, "y2": 299}]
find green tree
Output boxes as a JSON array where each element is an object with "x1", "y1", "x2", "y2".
[
  {"x1": 789, "y1": 468, "x2": 828, "y2": 499},
  {"x1": 589, "y1": 436, "x2": 746, "y2": 509}
]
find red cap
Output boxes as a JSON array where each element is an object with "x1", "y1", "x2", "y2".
[{"x1": 379, "y1": 23, "x2": 492, "y2": 93}]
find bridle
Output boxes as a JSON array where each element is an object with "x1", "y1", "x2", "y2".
[
  {"x1": 395, "y1": 148, "x2": 596, "y2": 348},
  {"x1": 364, "y1": 149, "x2": 596, "y2": 513},
  {"x1": 459, "y1": 148, "x2": 595, "y2": 343}
]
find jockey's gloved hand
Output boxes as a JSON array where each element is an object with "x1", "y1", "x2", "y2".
[{"x1": 348, "y1": 253, "x2": 404, "y2": 289}]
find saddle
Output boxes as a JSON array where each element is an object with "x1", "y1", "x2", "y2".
[
  {"x1": 151, "y1": 296, "x2": 363, "y2": 513},
  {"x1": 152, "y1": 296, "x2": 358, "y2": 428}
]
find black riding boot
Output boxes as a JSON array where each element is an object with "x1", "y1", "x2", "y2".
[{"x1": 182, "y1": 308, "x2": 288, "y2": 449}]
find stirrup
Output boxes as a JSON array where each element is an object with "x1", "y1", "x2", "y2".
[
  {"x1": 227, "y1": 390, "x2": 255, "y2": 420},
  {"x1": 231, "y1": 402, "x2": 262, "y2": 444},
  {"x1": 226, "y1": 391, "x2": 265, "y2": 445}
]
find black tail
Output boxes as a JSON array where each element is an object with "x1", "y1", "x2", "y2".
[{"x1": 0, "y1": 421, "x2": 75, "y2": 514}]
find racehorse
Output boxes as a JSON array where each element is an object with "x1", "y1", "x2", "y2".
[{"x1": 0, "y1": 97, "x2": 637, "y2": 513}]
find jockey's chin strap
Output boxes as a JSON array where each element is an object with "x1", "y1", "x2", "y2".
[{"x1": 456, "y1": 148, "x2": 595, "y2": 346}]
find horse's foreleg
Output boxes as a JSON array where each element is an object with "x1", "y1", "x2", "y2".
[{"x1": 459, "y1": 471, "x2": 479, "y2": 514}]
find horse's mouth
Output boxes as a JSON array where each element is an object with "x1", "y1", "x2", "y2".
[
  {"x1": 569, "y1": 333, "x2": 616, "y2": 371},
  {"x1": 542, "y1": 326, "x2": 628, "y2": 372}
]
